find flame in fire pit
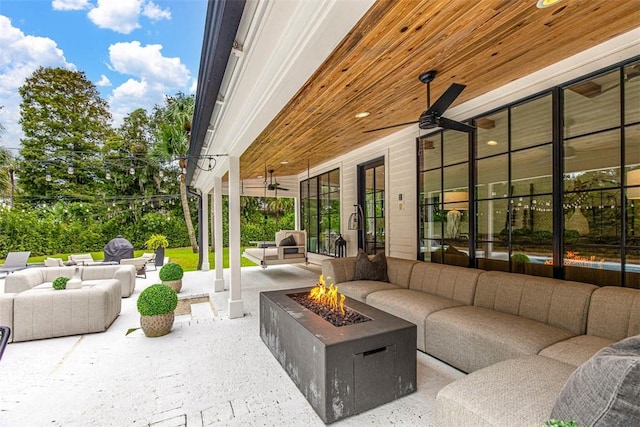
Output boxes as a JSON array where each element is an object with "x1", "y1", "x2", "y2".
[{"x1": 309, "y1": 275, "x2": 345, "y2": 315}]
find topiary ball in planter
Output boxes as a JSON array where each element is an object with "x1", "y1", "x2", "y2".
[
  {"x1": 137, "y1": 284, "x2": 178, "y2": 337},
  {"x1": 159, "y1": 262, "x2": 184, "y2": 293},
  {"x1": 52, "y1": 276, "x2": 69, "y2": 290}
]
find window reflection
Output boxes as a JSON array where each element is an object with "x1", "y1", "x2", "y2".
[
  {"x1": 300, "y1": 170, "x2": 340, "y2": 256},
  {"x1": 417, "y1": 60, "x2": 640, "y2": 286}
]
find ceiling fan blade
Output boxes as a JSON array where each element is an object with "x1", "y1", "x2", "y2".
[
  {"x1": 438, "y1": 116, "x2": 475, "y2": 133},
  {"x1": 425, "y1": 83, "x2": 466, "y2": 116},
  {"x1": 363, "y1": 120, "x2": 418, "y2": 133}
]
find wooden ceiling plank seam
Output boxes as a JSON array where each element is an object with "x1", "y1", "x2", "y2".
[{"x1": 235, "y1": 1, "x2": 640, "y2": 179}]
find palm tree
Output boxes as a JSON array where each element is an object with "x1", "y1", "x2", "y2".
[
  {"x1": 0, "y1": 147, "x2": 15, "y2": 208},
  {"x1": 153, "y1": 93, "x2": 198, "y2": 253}
]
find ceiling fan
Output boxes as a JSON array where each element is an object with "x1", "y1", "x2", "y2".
[
  {"x1": 365, "y1": 70, "x2": 475, "y2": 134},
  {"x1": 267, "y1": 169, "x2": 289, "y2": 191},
  {"x1": 243, "y1": 166, "x2": 289, "y2": 193}
]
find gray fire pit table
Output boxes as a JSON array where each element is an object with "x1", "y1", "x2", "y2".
[{"x1": 260, "y1": 287, "x2": 417, "y2": 424}]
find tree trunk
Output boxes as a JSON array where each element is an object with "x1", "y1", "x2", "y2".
[{"x1": 180, "y1": 174, "x2": 199, "y2": 253}]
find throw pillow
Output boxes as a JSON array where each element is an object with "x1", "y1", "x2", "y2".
[
  {"x1": 279, "y1": 234, "x2": 297, "y2": 247},
  {"x1": 353, "y1": 249, "x2": 389, "y2": 282},
  {"x1": 551, "y1": 334, "x2": 640, "y2": 426}
]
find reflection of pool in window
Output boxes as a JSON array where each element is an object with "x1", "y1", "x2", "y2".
[{"x1": 526, "y1": 254, "x2": 640, "y2": 273}]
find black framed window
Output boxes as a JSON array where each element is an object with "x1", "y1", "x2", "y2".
[
  {"x1": 300, "y1": 168, "x2": 340, "y2": 256},
  {"x1": 416, "y1": 57, "x2": 640, "y2": 288}
]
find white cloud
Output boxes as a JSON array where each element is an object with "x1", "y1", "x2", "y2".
[
  {"x1": 52, "y1": 0, "x2": 91, "y2": 11},
  {"x1": 189, "y1": 79, "x2": 197, "y2": 94},
  {"x1": 96, "y1": 74, "x2": 111, "y2": 87},
  {"x1": 87, "y1": 0, "x2": 170, "y2": 34},
  {"x1": 108, "y1": 41, "x2": 189, "y2": 87},
  {"x1": 107, "y1": 41, "x2": 190, "y2": 127},
  {"x1": 88, "y1": 0, "x2": 143, "y2": 34},
  {"x1": 0, "y1": 16, "x2": 74, "y2": 146},
  {"x1": 142, "y1": 1, "x2": 171, "y2": 21}
]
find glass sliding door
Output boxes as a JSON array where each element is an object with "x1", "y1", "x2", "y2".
[
  {"x1": 358, "y1": 158, "x2": 385, "y2": 255},
  {"x1": 416, "y1": 57, "x2": 640, "y2": 287},
  {"x1": 300, "y1": 169, "x2": 340, "y2": 256}
]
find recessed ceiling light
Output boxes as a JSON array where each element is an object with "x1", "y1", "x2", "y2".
[
  {"x1": 536, "y1": 0, "x2": 564, "y2": 8},
  {"x1": 280, "y1": 161, "x2": 289, "y2": 164},
  {"x1": 487, "y1": 140, "x2": 498, "y2": 146},
  {"x1": 354, "y1": 111, "x2": 370, "y2": 118}
]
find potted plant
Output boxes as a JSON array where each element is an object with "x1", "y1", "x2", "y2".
[
  {"x1": 52, "y1": 276, "x2": 69, "y2": 290},
  {"x1": 159, "y1": 262, "x2": 184, "y2": 293},
  {"x1": 511, "y1": 253, "x2": 530, "y2": 273},
  {"x1": 137, "y1": 284, "x2": 178, "y2": 337},
  {"x1": 145, "y1": 234, "x2": 168, "y2": 267}
]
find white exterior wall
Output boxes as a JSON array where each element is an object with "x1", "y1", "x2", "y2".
[{"x1": 300, "y1": 127, "x2": 417, "y2": 261}]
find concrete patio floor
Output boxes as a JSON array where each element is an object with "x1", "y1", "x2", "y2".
[{"x1": 0, "y1": 264, "x2": 464, "y2": 426}]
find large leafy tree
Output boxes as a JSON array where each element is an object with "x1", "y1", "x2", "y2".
[
  {"x1": 103, "y1": 108, "x2": 162, "y2": 197},
  {"x1": 153, "y1": 92, "x2": 198, "y2": 253},
  {"x1": 18, "y1": 67, "x2": 112, "y2": 204}
]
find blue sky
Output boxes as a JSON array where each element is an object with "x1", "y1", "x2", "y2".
[{"x1": 0, "y1": 0, "x2": 208, "y2": 151}]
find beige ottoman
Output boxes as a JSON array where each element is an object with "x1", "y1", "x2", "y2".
[{"x1": 12, "y1": 279, "x2": 121, "y2": 342}]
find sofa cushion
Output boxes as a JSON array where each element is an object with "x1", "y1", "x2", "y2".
[
  {"x1": 0, "y1": 293, "x2": 15, "y2": 342},
  {"x1": 334, "y1": 280, "x2": 399, "y2": 302},
  {"x1": 353, "y1": 250, "x2": 388, "y2": 282},
  {"x1": 4, "y1": 268, "x2": 47, "y2": 293},
  {"x1": 586, "y1": 286, "x2": 640, "y2": 341},
  {"x1": 474, "y1": 271, "x2": 597, "y2": 335},
  {"x1": 385, "y1": 257, "x2": 418, "y2": 288},
  {"x1": 551, "y1": 334, "x2": 640, "y2": 426},
  {"x1": 408, "y1": 262, "x2": 480, "y2": 305},
  {"x1": 424, "y1": 305, "x2": 576, "y2": 373},
  {"x1": 436, "y1": 355, "x2": 576, "y2": 427},
  {"x1": 539, "y1": 335, "x2": 615, "y2": 367},
  {"x1": 366, "y1": 289, "x2": 464, "y2": 352},
  {"x1": 322, "y1": 257, "x2": 357, "y2": 284}
]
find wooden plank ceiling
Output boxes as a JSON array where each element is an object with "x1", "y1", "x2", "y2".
[{"x1": 239, "y1": 0, "x2": 640, "y2": 180}]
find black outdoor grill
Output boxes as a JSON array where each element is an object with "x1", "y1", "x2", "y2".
[{"x1": 103, "y1": 235, "x2": 134, "y2": 263}]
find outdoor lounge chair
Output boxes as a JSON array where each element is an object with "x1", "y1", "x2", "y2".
[
  {"x1": 141, "y1": 252, "x2": 157, "y2": 271},
  {"x1": 120, "y1": 257, "x2": 147, "y2": 278},
  {"x1": 0, "y1": 251, "x2": 31, "y2": 276},
  {"x1": 68, "y1": 253, "x2": 95, "y2": 265},
  {"x1": 0, "y1": 326, "x2": 10, "y2": 361}
]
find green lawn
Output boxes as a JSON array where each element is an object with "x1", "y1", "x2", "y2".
[{"x1": 15, "y1": 247, "x2": 257, "y2": 272}]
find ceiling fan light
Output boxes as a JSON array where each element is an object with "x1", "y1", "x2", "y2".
[{"x1": 536, "y1": 0, "x2": 564, "y2": 8}]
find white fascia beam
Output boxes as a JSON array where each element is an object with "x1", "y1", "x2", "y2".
[{"x1": 197, "y1": 0, "x2": 374, "y2": 193}]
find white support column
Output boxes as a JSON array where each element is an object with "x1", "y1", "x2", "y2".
[
  {"x1": 294, "y1": 196, "x2": 299, "y2": 230},
  {"x1": 213, "y1": 177, "x2": 225, "y2": 293},
  {"x1": 228, "y1": 156, "x2": 244, "y2": 318},
  {"x1": 201, "y1": 189, "x2": 210, "y2": 271}
]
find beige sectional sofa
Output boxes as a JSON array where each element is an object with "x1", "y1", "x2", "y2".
[
  {"x1": 5, "y1": 264, "x2": 136, "y2": 298},
  {"x1": 1, "y1": 264, "x2": 136, "y2": 343},
  {"x1": 322, "y1": 256, "x2": 640, "y2": 426}
]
